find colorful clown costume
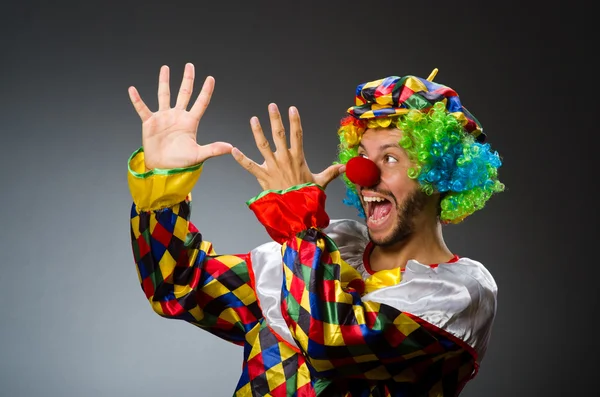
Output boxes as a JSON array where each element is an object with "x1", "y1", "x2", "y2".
[{"x1": 127, "y1": 146, "x2": 497, "y2": 396}]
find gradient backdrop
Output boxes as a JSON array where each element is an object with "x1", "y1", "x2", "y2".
[{"x1": 0, "y1": 1, "x2": 594, "y2": 396}]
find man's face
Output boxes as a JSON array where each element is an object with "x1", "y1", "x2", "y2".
[{"x1": 356, "y1": 127, "x2": 429, "y2": 247}]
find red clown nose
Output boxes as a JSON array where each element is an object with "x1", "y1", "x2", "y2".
[{"x1": 345, "y1": 156, "x2": 380, "y2": 187}]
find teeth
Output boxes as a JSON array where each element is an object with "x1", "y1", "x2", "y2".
[{"x1": 363, "y1": 196, "x2": 386, "y2": 202}]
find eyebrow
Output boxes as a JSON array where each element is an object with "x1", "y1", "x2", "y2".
[{"x1": 358, "y1": 142, "x2": 402, "y2": 152}]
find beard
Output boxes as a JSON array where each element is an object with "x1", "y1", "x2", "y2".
[{"x1": 366, "y1": 187, "x2": 429, "y2": 247}]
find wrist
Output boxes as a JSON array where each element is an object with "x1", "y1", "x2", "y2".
[
  {"x1": 127, "y1": 147, "x2": 203, "y2": 211},
  {"x1": 247, "y1": 183, "x2": 329, "y2": 244}
]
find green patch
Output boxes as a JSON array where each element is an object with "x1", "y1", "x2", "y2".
[
  {"x1": 320, "y1": 263, "x2": 338, "y2": 281},
  {"x1": 321, "y1": 302, "x2": 340, "y2": 325},
  {"x1": 313, "y1": 378, "x2": 333, "y2": 394},
  {"x1": 286, "y1": 373, "x2": 297, "y2": 395},
  {"x1": 300, "y1": 264, "x2": 313, "y2": 283},
  {"x1": 231, "y1": 262, "x2": 250, "y2": 282},
  {"x1": 132, "y1": 241, "x2": 141, "y2": 262},
  {"x1": 284, "y1": 295, "x2": 302, "y2": 323}
]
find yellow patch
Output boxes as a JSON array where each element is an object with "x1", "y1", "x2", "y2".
[
  {"x1": 265, "y1": 363, "x2": 286, "y2": 391},
  {"x1": 322, "y1": 322, "x2": 345, "y2": 346},
  {"x1": 404, "y1": 76, "x2": 427, "y2": 93},
  {"x1": 158, "y1": 252, "x2": 176, "y2": 282}
]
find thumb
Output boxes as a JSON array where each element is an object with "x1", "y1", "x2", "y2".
[
  {"x1": 196, "y1": 141, "x2": 233, "y2": 163},
  {"x1": 314, "y1": 163, "x2": 346, "y2": 189}
]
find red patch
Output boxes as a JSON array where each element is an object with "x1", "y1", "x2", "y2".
[
  {"x1": 136, "y1": 235, "x2": 150, "y2": 258},
  {"x1": 246, "y1": 351, "x2": 265, "y2": 379},
  {"x1": 162, "y1": 298, "x2": 183, "y2": 316},
  {"x1": 339, "y1": 324, "x2": 366, "y2": 345},
  {"x1": 398, "y1": 86, "x2": 416, "y2": 103},
  {"x1": 299, "y1": 240, "x2": 317, "y2": 268},
  {"x1": 365, "y1": 310, "x2": 379, "y2": 327},
  {"x1": 204, "y1": 257, "x2": 236, "y2": 278},
  {"x1": 215, "y1": 316, "x2": 235, "y2": 331},
  {"x1": 308, "y1": 319, "x2": 325, "y2": 345},
  {"x1": 431, "y1": 87, "x2": 457, "y2": 97},
  {"x1": 319, "y1": 280, "x2": 338, "y2": 302},
  {"x1": 236, "y1": 305, "x2": 258, "y2": 326},
  {"x1": 152, "y1": 222, "x2": 172, "y2": 247},
  {"x1": 384, "y1": 324, "x2": 409, "y2": 347},
  {"x1": 288, "y1": 275, "x2": 306, "y2": 304},
  {"x1": 269, "y1": 382, "x2": 288, "y2": 397},
  {"x1": 141, "y1": 277, "x2": 155, "y2": 299},
  {"x1": 297, "y1": 382, "x2": 317, "y2": 397},
  {"x1": 248, "y1": 185, "x2": 329, "y2": 244}
]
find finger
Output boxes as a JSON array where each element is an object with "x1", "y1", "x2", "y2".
[
  {"x1": 314, "y1": 164, "x2": 346, "y2": 189},
  {"x1": 289, "y1": 106, "x2": 304, "y2": 160},
  {"x1": 268, "y1": 103, "x2": 289, "y2": 156},
  {"x1": 231, "y1": 147, "x2": 267, "y2": 179},
  {"x1": 157, "y1": 65, "x2": 171, "y2": 111},
  {"x1": 189, "y1": 76, "x2": 215, "y2": 121},
  {"x1": 250, "y1": 117, "x2": 276, "y2": 166},
  {"x1": 175, "y1": 63, "x2": 195, "y2": 110},
  {"x1": 128, "y1": 86, "x2": 153, "y2": 123},
  {"x1": 196, "y1": 141, "x2": 233, "y2": 163}
]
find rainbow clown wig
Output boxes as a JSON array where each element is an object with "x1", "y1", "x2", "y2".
[{"x1": 336, "y1": 69, "x2": 505, "y2": 224}]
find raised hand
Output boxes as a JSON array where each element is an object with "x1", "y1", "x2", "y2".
[
  {"x1": 231, "y1": 103, "x2": 345, "y2": 191},
  {"x1": 128, "y1": 63, "x2": 233, "y2": 170}
]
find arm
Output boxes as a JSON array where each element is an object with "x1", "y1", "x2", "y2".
[
  {"x1": 247, "y1": 183, "x2": 477, "y2": 388},
  {"x1": 128, "y1": 147, "x2": 262, "y2": 345}
]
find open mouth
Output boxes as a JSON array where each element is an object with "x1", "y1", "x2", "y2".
[{"x1": 364, "y1": 196, "x2": 393, "y2": 225}]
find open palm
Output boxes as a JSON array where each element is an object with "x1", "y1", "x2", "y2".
[{"x1": 128, "y1": 63, "x2": 232, "y2": 170}]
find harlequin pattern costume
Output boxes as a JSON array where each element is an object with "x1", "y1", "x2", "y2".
[{"x1": 127, "y1": 70, "x2": 502, "y2": 396}]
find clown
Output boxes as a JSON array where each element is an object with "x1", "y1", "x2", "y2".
[
  {"x1": 126, "y1": 64, "x2": 504, "y2": 396},
  {"x1": 337, "y1": 68, "x2": 501, "y2": 227}
]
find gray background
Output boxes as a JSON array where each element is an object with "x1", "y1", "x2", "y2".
[{"x1": 0, "y1": 0, "x2": 594, "y2": 396}]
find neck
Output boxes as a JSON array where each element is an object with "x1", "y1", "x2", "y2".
[{"x1": 369, "y1": 216, "x2": 453, "y2": 272}]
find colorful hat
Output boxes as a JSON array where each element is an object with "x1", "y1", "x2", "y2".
[{"x1": 347, "y1": 69, "x2": 486, "y2": 142}]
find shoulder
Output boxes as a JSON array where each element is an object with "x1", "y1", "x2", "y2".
[
  {"x1": 323, "y1": 218, "x2": 369, "y2": 241},
  {"x1": 439, "y1": 256, "x2": 498, "y2": 297},
  {"x1": 367, "y1": 256, "x2": 498, "y2": 362},
  {"x1": 323, "y1": 218, "x2": 370, "y2": 272}
]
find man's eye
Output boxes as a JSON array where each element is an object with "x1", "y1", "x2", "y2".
[
  {"x1": 385, "y1": 155, "x2": 398, "y2": 163},
  {"x1": 359, "y1": 153, "x2": 368, "y2": 159}
]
